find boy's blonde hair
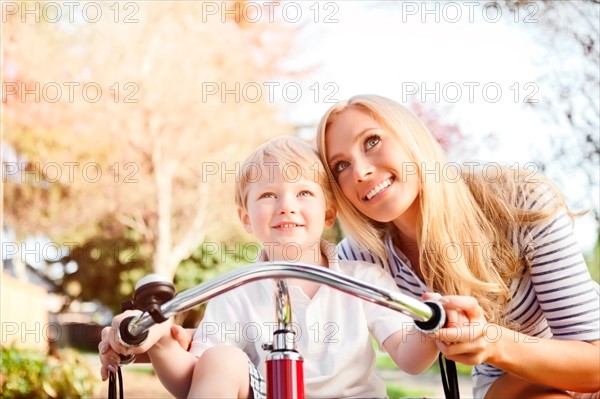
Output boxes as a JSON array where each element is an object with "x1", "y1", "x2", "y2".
[
  {"x1": 316, "y1": 94, "x2": 569, "y2": 326},
  {"x1": 235, "y1": 136, "x2": 334, "y2": 212}
]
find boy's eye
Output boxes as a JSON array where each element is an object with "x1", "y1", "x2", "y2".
[
  {"x1": 298, "y1": 190, "x2": 313, "y2": 197},
  {"x1": 259, "y1": 192, "x2": 276, "y2": 199},
  {"x1": 332, "y1": 160, "x2": 350, "y2": 174},
  {"x1": 365, "y1": 134, "x2": 380, "y2": 150}
]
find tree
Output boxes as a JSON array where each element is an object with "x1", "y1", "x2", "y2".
[
  {"x1": 501, "y1": 0, "x2": 599, "y2": 221},
  {"x1": 3, "y1": 1, "x2": 296, "y2": 280},
  {"x1": 408, "y1": 101, "x2": 464, "y2": 152}
]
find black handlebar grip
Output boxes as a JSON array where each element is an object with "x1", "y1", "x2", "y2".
[
  {"x1": 414, "y1": 300, "x2": 446, "y2": 332},
  {"x1": 118, "y1": 316, "x2": 149, "y2": 346}
]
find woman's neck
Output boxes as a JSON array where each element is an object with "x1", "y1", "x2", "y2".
[
  {"x1": 391, "y1": 195, "x2": 420, "y2": 242},
  {"x1": 392, "y1": 228, "x2": 421, "y2": 273}
]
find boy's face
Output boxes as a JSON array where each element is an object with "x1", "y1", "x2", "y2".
[{"x1": 239, "y1": 161, "x2": 336, "y2": 261}]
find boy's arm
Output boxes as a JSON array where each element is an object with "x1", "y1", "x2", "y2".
[
  {"x1": 101, "y1": 311, "x2": 199, "y2": 399},
  {"x1": 381, "y1": 326, "x2": 439, "y2": 375},
  {"x1": 349, "y1": 262, "x2": 440, "y2": 374},
  {"x1": 146, "y1": 333, "x2": 199, "y2": 399}
]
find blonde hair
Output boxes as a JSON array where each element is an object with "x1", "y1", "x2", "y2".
[
  {"x1": 235, "y1": 135, "x2": 334, "y2": 212},
  {"x1": 316, "y1": 94, "x2": 569, "y2": 325}
]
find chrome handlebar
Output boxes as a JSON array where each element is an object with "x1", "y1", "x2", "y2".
[{"x1": 123, "y1": 262, "x2": 445, "y2": 342}]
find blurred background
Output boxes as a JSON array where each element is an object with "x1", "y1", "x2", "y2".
[{"x1": 1, "y1": 1, "x2": 598, "y2": 397}]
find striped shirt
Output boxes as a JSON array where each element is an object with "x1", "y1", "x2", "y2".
[{"x1": 337, "y1": 185, "x2": 600, "y2": 397}]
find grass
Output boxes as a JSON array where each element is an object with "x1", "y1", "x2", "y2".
[
  {"x1": 124, "y1": 364, "x2": 157, "y2": 375},
  {"x1": 374, "y1": 338, "x2": 471, "y2": 398},
  {"x1": 375, "y1": 343, "x2": 472, "y2": 377},
  {"x1": 386, "y1": 383, "x2": 434, "y2": 399}
]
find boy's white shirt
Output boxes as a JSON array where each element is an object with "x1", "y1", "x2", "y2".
[{"x1": 189, "y1": 240, "x2": 414, "y2": 398}]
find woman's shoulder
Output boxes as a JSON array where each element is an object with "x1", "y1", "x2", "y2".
[
  {"x1": 338, "y1": 257, "x2": 388, "y2": 284},
  {"x1": 514, "y1": 178, "x2": 565, "y2": 212},
  {"x1": 468, "y1": 166, "x2": 566, "y2": 213},
  {"x1": 336, "y1": 237, "x2": 384, "y2": 266}
]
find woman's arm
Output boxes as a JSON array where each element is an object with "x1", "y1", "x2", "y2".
[
  {"x1": 437, "y1": 296, "x2": 600, "y2": 393},
  {"x1": 441, "y1": 186, "x2": 600, "y2": 393}
]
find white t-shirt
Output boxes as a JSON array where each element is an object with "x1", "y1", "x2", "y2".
[{"x1": 190, "y1": 243, "x2": 413, "y2": 398}]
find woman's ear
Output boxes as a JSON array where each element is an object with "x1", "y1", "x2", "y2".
[
  {"x1": 238, "y1": 207, "x2": 253, "y2": 234},
  {"x1": 324, "y1": 204, "x2": 337, "y2": 228}
]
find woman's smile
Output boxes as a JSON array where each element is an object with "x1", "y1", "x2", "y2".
[{"x1": 325, "y1": 106, "x2": 420, "y2": 225}]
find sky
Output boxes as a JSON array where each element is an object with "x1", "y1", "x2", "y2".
[{"x1": 269, "y1": 1, "x2": 598, "y2": 251}]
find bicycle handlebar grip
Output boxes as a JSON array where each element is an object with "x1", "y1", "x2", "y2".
[
  {"x1": 118, "y1": 316, "x2": 149, "y2": 346},
  {"x1": 414, "y1": 300, "x2": 446, "y2": 332}
]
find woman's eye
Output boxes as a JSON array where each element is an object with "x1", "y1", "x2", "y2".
[
  {"x1": 333, "y1": 160, "x2": 350, "y2": 174},
  {"x1": 365, "y1": 135, "x2": 380, "y2": 150}
]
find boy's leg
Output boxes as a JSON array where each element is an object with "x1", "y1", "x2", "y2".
[{"x1": 187, "y1": 346, "x2": 264, "y2": 399}]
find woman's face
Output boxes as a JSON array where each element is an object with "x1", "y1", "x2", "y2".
[{"x1": 324, "y1": 107, "x2": 421, "y2": 226}]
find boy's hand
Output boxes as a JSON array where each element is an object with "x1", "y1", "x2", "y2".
[
  {"x1": 99, "y1": 326, "x2": 121, "y2": 381},
  {"x1": 171, "y1": 324, "x2": 193, "y2": 351},
  {"x1": 98, "y1": 310, "x2": 173, "y2": 380}
]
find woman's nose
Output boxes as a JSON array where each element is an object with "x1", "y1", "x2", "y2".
[{"x1": 352, "y1": 158, "x2": 373, "y2": 182}]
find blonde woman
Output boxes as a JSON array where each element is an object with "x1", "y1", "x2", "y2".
[{"x1": 316, "y1": 94, "x2": 599, "y2": 399}]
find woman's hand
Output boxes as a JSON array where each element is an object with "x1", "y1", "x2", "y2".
[
  {"x1": 422, "y1": 292, "x2": 467, "y2": 330},
  {"x1": 428, "y1": 295, "x2": 498, "y2": 366}
]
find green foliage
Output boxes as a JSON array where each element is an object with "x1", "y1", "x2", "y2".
[
  {"x1": 385, "y1": 383, "x2": 432, "y2": 399},
  {"x1": 322, "y1": 219, "x2": 344, "y2": 245},
  {"x1": 60, "y1": 233, "x2": 150, "y2": 314},
  {"x1": 173, "y1": 238, "x2": 260, "y2": 327},
  {"x1": 54, "y1": 230, "x2": 263, "y2": 322},
  {"x1": 585, "y1": 233, "x2": 599, "y2": 283},
  {"x1": 377, "y1": 353, "x2": 472, "y2": 377},
  {"x1": 0, "y1": 345, "x2": 99, "y2": 398},
  {"x1": 427, "y1": 359, "x2": 473, "y2": 377},
  {"x1": 174, "y1": 238, "x2": 259, "y2": 292}
]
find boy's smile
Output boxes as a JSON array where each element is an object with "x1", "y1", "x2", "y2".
[{"x1": 239, "y1": 159, "x2": 335, "y2": 264}]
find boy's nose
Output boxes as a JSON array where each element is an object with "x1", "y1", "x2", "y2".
[{"x1": 277, "y1": 196, "x2": 297, "y2": 214}]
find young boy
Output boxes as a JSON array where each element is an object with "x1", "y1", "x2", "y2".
[{"x1": 100, "y1": 136, "x2": 440, "y2": 398}]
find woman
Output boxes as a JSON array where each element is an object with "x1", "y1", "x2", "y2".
[{"x1": 315, "y1": 94, "x2": 599, "y2": 398}]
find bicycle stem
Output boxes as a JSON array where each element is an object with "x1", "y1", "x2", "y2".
[
  {"x1": 266, "y1": 279, "x2": 304, "y2": 399},
  {"x1": 123, "y1": 262, "x2": 444, "y2": 340}
]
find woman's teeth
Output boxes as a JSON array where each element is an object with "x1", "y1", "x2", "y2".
[{"x1": 366, "y1": 178, "x2": 392, "y2": 200}]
